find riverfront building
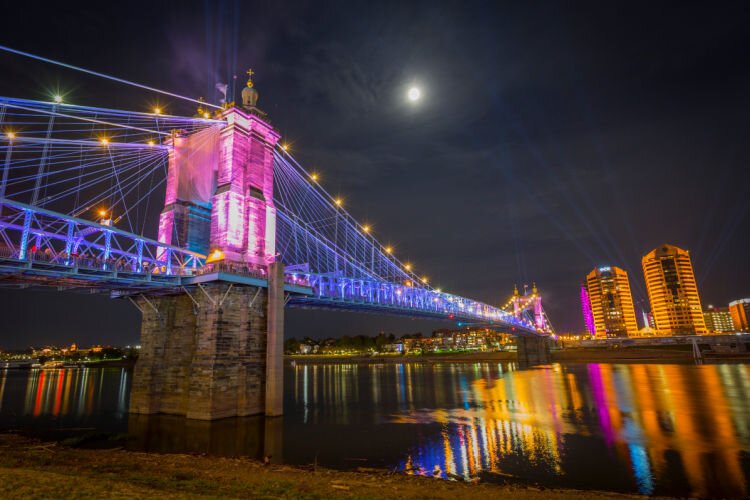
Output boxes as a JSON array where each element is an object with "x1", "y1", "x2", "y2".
[
  {"x1": 704, "y1": 306, "x2": 735, "y2": 333},
  {"x1": 584, "y1": 266, "x2": 639, "y2": 338},
  {"x1": 729, "y1": 298, "x2": 750, "y2": 332},
  {"x1": 580, "y1": 284, "x2": 596, "y2": 336},
  {"x1": 642, "y1": 244, "x2": 707, "y2": 335}
]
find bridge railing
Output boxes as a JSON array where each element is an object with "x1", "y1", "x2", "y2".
[
  {"x1": 290, "y1": 273, "x2": 538, "y2": 333},
  {"x1": 0, "y1": 198, "x2": 205, "y2": 280}
]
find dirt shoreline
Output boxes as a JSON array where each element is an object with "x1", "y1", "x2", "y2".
[{"x1": 0, "y1": 433, "x2": 632, "y2": 499}]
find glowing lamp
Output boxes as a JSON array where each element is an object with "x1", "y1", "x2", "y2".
[
  {"x1": 362, "y1": 224, "x2": 371, "y2": 233},
  {"x1": 385, "y1": 246, "x2": 393, "y2": 254},
  {"x1": 436, "y1": 288, "x2": 442, "y2": 293},
  {"x1": 281, "y1": 143, "x2": 289, "y2": 151},
  {"x1": 206, "y1": 249, "x2": 225, "y2": 263},
  {"x1": 6, "y1": 132, "x2": 15, "y2": 140},
  {"x1": 147, "y1": 140, "x2": 155, "y2": 146},
  {"x1": 53, "y1": 95, "x2": 63, "y2": 103},
  {"x1": 422, "y1": 276, "x2": 429, "y2": 283},
  {"x1": 153, "y1": 107, "x2": 162, "y2": 115},
  {"x1": 98, "y1": 209, "x2": 108, "y2": 217},
  {"x1": 334, "y1": 198, "x2": 343, "y2": 207},
  {"x1": 404, "y1": 263, "x2": 412, "y2": 271},
  {"x1": 310, "y1": 172, "x2": 319, "y2": 182},
  {"x1": 203, "y1": 112, "x2": 210, "y2": 119},
  {"x1": 100, "y1": 138, "x2": 109, "y2": 145}
]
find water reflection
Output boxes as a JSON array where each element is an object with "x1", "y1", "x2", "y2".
[
  {"x1": 291, "y1": 362, "x2": 750, "y2": 497},
  {"x1": 2, "y1": 363, "x2": 750, "y2": 496},
  {"x1": 0, "y1": 367, "x2": 130, "y2": 425}
]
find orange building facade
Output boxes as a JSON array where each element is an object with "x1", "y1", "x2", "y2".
[
  {"x1": 642, "y1": 244, "x2": 707, "y2": 335},
  {"x1": 585, "y1": 266, "x2": 639, "y2": 338}
]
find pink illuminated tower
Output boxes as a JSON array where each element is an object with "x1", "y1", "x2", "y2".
[
  {"x1": 511, "y1": 283, "x2": 548, "y2": 332},
  {"x1": 158, "y1": 69, "x2": 281, "y2": 267},
  {"x1": 531, "y1": 283, "x2": 545, "y2": 331}
]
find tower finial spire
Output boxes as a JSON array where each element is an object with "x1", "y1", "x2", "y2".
[{"x1": 246, "y1": 68, "x2": 255, "y2": 88}]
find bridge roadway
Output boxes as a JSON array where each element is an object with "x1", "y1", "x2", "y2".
[{"x1": 0, "y1": 199, "x2": 538, "y2": 335}]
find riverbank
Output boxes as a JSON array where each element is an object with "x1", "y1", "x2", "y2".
[
  {"x1": 288, "y1": 347, "x2": 750, "y2": 364},
  {"x1": 0, "y1": 433, "x2": 631, "y2": 499},
  {"x1": 287, "y1": 352, "x2": 517, "y2": 364}
]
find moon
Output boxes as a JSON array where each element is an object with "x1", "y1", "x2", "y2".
[{"x1": 407, "y1": 86, "x2": 421, "y2": 102}]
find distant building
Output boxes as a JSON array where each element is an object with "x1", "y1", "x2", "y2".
[
  {"x1": 640, "y1": 310, "x2": 656, "y2": 329},
  {"x1": 729, "y1": 298, "x2": 750, "y2": 332},
  {"x1": 642, "y1": 244, "x2": 707, "y2": 335},
  {"x1": 704, "y1": 305, "x2": 735, "y2": 333},
  {"x1": 383, "y1": 343, "x2": 404, "y2": 353},
  {"x1": 638, "y1": 326, "x2": 657, "y2": 336},
  {"x1": 584, "y1": 266, "x2": 639, "y2": 338},
  {"x1": 580, "y1": 284, "x2": 596, "y2": 336}
]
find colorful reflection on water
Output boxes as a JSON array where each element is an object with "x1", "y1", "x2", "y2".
[
  {"x1": 0, "y1": 367, "x2": 130, "y2": 424},
  {"x1": 1, "y1": 363, "x2": 749, "y2": 496},
  {"x1": 290, "y1": 362, "x2": 750, "y2": 497}
]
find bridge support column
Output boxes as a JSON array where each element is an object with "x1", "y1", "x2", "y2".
[
  {"x1": 516, "y1": 336, "x2": 551, "y2": 367},
  {"x1": 130, "y1": 280, "x2": 282, "y2": 420},
  {"x1": 265, "y1": 261, "x2": 285, "y2": 417}
]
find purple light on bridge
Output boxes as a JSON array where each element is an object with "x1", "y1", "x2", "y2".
[{"x1": 158, "y1": 105, "x2": 280, "y2": 266}]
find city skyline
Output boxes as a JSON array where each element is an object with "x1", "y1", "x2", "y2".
[
  {"x1": 580, "y1": 242, "x2": 750, "y2": 336},
  {"x1": 0, "y1": 1, "x2": 748, "y2": 347}
]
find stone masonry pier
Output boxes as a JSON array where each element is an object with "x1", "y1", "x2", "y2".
[
  {"x1": 516, "y1": 335, "x2": 552, "y2": 367},
  {"x1": 130, "y1": 263, "x2": 285, "y2": 420}
]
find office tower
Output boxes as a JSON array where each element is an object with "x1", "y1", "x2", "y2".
[
  {"x1": 729, "y1": 298, "x2": 750, "y2": 332},
  {"x1": 703, "y1": 305, "x2": 735, "y2": 333},
  {"x1": 642, "y1": 244, "x2": 707, "y2": 335},
  {"x1": 580, "y1": 283, "x2": 596, "y2": 336},
  {"x1": 585, "y1": 266, "x2": 639, "y2": 338}
]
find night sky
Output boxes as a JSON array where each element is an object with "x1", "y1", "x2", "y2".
[{"x1": 1, "y1": 1, "x2": 749, "y2": 349}]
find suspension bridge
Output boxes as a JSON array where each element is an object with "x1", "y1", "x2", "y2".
[{"x1": 0, "y1": 47, "x2": 553, "y2": 419}]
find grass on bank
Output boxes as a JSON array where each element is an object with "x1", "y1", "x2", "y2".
[{"x1": 0, "y1": 434, "x2": 632, "y2": 499}]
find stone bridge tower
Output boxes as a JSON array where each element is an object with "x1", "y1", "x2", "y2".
[{"x1": 130, "y1": 71, "x2": 285, "y2": 420}]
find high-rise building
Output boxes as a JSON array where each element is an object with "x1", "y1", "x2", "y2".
[
  {"x1": 584, "y1": 266, "x2": 639, "y2": 338},
  {"x1": 703, "y1": 305, "x2": 735, "y2": 333},
  {"x1": 729, "y1": 299, "x2": 750, "y2": 332},
  {"x1": 580, "y1": 283, "x2": 596, "y2": 336},
  {"x1": 642, "y1": 244, "x2": 707, "y2": 335}
]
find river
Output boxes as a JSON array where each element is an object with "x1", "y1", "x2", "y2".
[{"x1": 0, "y1": 361, "x2": 748, "y2": 497}]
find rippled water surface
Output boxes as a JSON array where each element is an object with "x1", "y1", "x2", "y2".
[{"x1": 1, "y1": 362, "x2": 749, "y2": 497}]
